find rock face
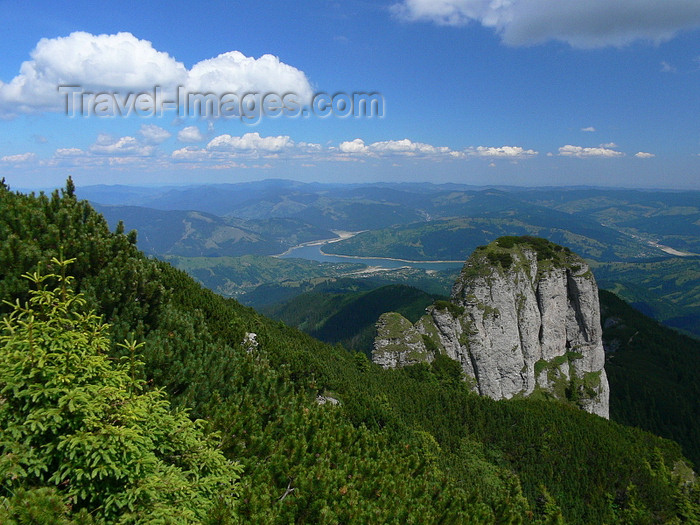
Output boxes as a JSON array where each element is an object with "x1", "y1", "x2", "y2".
[{"x1": 372, "y1": 237, "x2": 610, "y2": 418}]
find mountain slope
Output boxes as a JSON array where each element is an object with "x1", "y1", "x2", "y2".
[
  {"x1": 95, "y1": 204, "x2": 336, "y2": 257},
  {"x1": 263, "y1": 284, "x2": 440, "y2": 354},
  {"x1": 324, "y1": 214, "x2": 664, "y2": 262},
  {"x1": 1, "y1": 181, "x2": 698, "y2": 523},
  {"x1": 601, "y1": 289, "x2": 700, "y2": 467},
  {"x1": 261, "y1": 267, "x2": 700, "y2": 467},
  {"x1": 592, "y1": 258, "x2": 700, "y2": 337}
]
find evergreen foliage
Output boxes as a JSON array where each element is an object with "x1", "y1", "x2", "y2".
[
  {"x1": 0, "y1": 258, "x2": 240, "y2": 523},
  {"x1": 262, "y1": 284, "x2": 439, "y2": 355},
  {"x1": 601, "y1": 289, "x2": 700, "y2": 468},
  {"x1": 1, "y1": 181, "x2": 698, "y2": 523}
]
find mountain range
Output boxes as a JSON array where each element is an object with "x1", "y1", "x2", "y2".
[
  {"x1": 80, "y1": 179, "x2": 700, "y2": 338},
  {"x1": 1, "y1": 180, "x2": 698, "y2": 522}
]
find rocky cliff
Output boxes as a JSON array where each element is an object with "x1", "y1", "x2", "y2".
[{"x1": 373, "y1": 237, "x2": 610, "y2": 418}]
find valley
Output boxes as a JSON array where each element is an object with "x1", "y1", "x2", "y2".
[
  {"x1": 84, "y1": 180, "x2": 700, "y2": 338},
  {"x1": 4, "y1": 6, "x2": 700, "y2": 521},
  {"x1": 1, "y1": 180, "x2": 699, "y2": 522}
]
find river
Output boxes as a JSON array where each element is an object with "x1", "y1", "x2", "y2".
[{"x1": 278, "y1": 236, "x2": 464, "y2": 271}]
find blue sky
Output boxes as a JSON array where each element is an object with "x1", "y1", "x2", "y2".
[{"x1": 1, "y1": 0, "x2": 700, "y2": 189}]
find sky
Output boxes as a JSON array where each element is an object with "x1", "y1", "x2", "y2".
[{"x1": 1, "y1": 0, "x2": 700, "y2": 189}]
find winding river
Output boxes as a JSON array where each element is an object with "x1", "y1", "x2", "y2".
[{"x1": 278, "y1": 234, "x2": 464, "y2": 271}]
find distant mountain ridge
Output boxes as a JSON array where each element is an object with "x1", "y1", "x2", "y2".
[
  {"x1": 94, "y1": 204, "x2": 336, "y2": 257},
  {"x1": 83, "y1": 180, "x2": 700, "y2": 336},
  {"x1": 2, "y1": 181, "x2": 698, "y2": 523}
]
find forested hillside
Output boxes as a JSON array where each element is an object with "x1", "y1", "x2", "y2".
[
  {"x1": 95, "y1": 204, "x2": 336, "y2": 257},
  {"x1": 1, "y1": 180, "x2": 698, "y2": 523},
  {"x1": 262, "y1": 284, "x2": 441, "y2": 354},
  {"x1": 259, "y1": 280, "x2": 700, "y2": 468},
  {"x1": 600, "y1": 290, "x2": 700, "y2": 468}
]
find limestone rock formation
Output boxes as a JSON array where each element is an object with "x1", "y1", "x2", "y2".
[
  {"x1": 371, "y1": 237, "x2": 610, "y2": 418},
  {"x1": 373, "y1": 312, "x2": 428, "y2": 369}
]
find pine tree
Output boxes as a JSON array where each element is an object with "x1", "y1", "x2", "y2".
[{"x1": 0, "y1": 258, "x2": 242, "y2": 524}]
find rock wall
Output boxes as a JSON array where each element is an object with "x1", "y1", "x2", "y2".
[{"x1": 372, "y1": 238, "x2": 610, "y2": 418}]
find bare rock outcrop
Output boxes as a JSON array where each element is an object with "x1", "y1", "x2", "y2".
[{"x1": 372, "y1": 237, "x2": 610, "y2": 418}]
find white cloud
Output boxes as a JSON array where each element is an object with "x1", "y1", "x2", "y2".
[
  {"x1": 392, "y1": 0, "x2": 700, "y2": 48},
  {"x1": 1, "y1": 152, "x2": 36, "y2": 163},
  {"x1": 660, "y1": 61, "x2": 677, "y2": 73},
  {"x1": 581, "y1": 126, "x2": 596, "y2": 132},
  {"x1": 54, "y1": 148, "x2": 84, "y2": 157},
  {"x1": 336, "y1": 139, "x2": 538, "y2": 160},
  {"x1": 171, "y1": 136, "x2": 469, "y2": 164},
  {"x1": 558, "y1": 144, "x2": 624, "y2": 158},
  {"x1": 297, "y1": 141, "x2": 322, "y2": 152},
  {"x1": 139, "y1": 124, "x2": 171, "y2": 144},
  {"x1": 466, "y1": 146, "x2": 538, "y2": 158},
  {"x1": 601, "y1": 142, "x2": 618, "y2": 148},
  {"x1": 172, "y1": 146, "x2": 211, "y2": 162},
  {"x1": 369, "y1": 138, "x2": 453, "y2": 156},
  {"x1": 0, "y1": 31, "x2": 312, "y2": 116},
  {"x1": 206, "y1": 132, "x2": 293, "y2": 153},
  {"x1": 337, "y1": 138, "x2": 460, "y2": 158},
  {"x1": 187, "y1": 51, "x2": 313, "y2": 102},
  {"x1": 635, "y1": 151, "x2": 655, "y2": 158},
  {"x1": 178, "y1": 126, "x2": 206, "y2": 143},
  {"x1": 172, "y1": 133, "x2": 322, "y2": 164},
  {"x1": 90, "y1": 133, "x2": 155, "y2": 157},
  {"x1": 339, "y1": 138, "x2": 370, "y2": 154}
]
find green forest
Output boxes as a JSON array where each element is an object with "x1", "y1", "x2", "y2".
[{"x1": 1, "y1": 180, "x2": 699, "y2": 523}]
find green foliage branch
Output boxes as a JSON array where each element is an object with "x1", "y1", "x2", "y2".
[{"x1": 0, "y1": 258, "x2": 241, "y2": 524}]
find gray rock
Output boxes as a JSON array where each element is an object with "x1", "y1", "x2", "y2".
[
  {"x1": 373, "y1": 312, "x2": 431, "y2": 369},
  {"x1": 372, "y1": 238, "x2": 610, "y2": 418}
]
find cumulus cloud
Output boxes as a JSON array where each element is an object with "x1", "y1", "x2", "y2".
[
  {"x1": 337, "y1": 138, "x2": 462, "y2": 158},
  {"x1": 171, "y1": 146, "x2": 211, "y2": 162},
  {"x1": 581, "y1": 126, "x2": 596, "y2": 132},
  {"x1": 336, "y1": 139, "x2": 539, "y2": 160},
  {"x1": 339, "y1": 138, "x2": 370, "y2": 154},
  {"x1": 466, "y1": 146, "x2": 538, "y2": 158},
  {"x1": 139, "y1": 124, "x2": 171, "y2": 144},
  {"x1": 178, "y1": 126, "x2": 206, "y2": 143},
  {"x1": 1, "y1": 152, "x2": 36, "y2": 163},
  {"x1": 186, "y1": 51, "x2": 312, "y2": 101},
  {"x1": 170, "y1": 132, "x2": 297, "y2": 164},
  {"x1": 0, "y1": 31, "x2": 312, "y2": 116},
  {"x1": 635, "y1": 151, "x2": 655, "y2": 158},
  {"x1": 558, "y1": 144, "x2": 624, "y2": 158},
  {"x1": 392, "y1": 0, "x2": 700, "y2": 48},
  {"x1": 370, "y1": 138, "x2": 454, "y2": 156},
  {"x1": 54, "y1": 148, "x2": 84, "y2": 157},
  {"x1": 206, "y1": 132, "x2": 293, "y2": 153},
  {"x1": 90, "y1": 133, "x2": 155, "y2": 157}
]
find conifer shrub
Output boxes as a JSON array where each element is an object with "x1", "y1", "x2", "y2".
[{"x1": 0, "y1": 259, "x2": 241, "y2": 524}]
